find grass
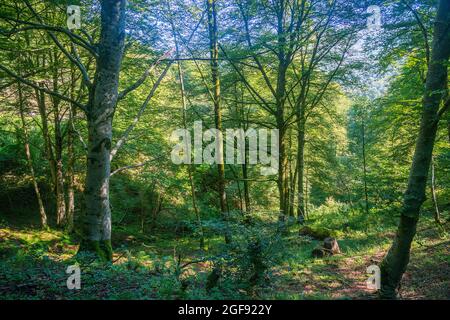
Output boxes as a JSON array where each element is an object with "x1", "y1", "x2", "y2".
[{"x1": 0, "y1": 204, "x2": 448, "y2": 300}]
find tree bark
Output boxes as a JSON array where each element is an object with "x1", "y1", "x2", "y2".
[
  {"x1": 361, "y1": 108, "x2": 369, "y2": 215},
  {"x1": 18, "y1": 83, "x2": 48, "y2": 228},
  {"x1": 66, "y1": 81, "x2": 77, "y2": 232},
  {"x1": 51, "y1": 50, "x2": 66, "y2": 227},
  {"x1": 66, "y1": 105, "x2": 75, "y2": 232},
  {"x1": 35, "y1": 87, "x2": 57, "y2": 203},
  {"x1": 78, "y1": 0, "x2": 126, "y2": 261},
  {"x1": 206, "y1": 0, "x2": 231, "y2": 243},
  {"x1": 275, "y1": 33, "x2": 288, "y2": 229},
  {"x1": 430, "y1": 157, "x2": 441, "y2": 224},
  {"x1": 379, "y1": 0, "x2": 450, "y2": 299},
  {"x1": 297, "y1": 117, "x2": 306, "y2": 224}
]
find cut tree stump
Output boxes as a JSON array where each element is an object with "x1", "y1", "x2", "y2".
[
  {"x1": 323, "y1": 237, "x2": 341, "y2": 254},
  {"x1": 311, "y1": 237, "x2": 341, "y2": 258}
]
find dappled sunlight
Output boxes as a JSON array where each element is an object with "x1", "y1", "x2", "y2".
[{"x1": 0, "y1": 0, "x2": 449, "y2": 301}]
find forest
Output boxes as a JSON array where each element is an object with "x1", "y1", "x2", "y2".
[{"x1": 0, "y1": 0, "x2": 448, "y2": 300}]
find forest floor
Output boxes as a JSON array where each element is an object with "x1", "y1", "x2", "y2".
[{"x1": 0, "y1": 208, "x2": 448, "y2": 300}]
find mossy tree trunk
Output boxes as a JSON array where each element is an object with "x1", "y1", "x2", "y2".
[
  {"x1": 78, "y1": 0, "x2": 126, "y2": 262},
  {"x1": 379, "y1": 0, "x2": 450, "y2": 299}
]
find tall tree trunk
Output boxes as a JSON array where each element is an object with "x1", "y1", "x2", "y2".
[
  {"x1": 66, "y1": 62, "x2": 79, "y2": 233},
  {"x1": 276, "y1": 56, "x2": 288, "y2": 228},
  {"x1": 170, "y1": 15, "x2": 205, "y2": 249},
  {"x1": 207, "y1": 0, "x2": 231, "y2": 243},
  {"x1": 379, "y1": 0, "x2": 450, "y2": 299},
  {"x1": 78, "y1": 0, "x2": 126, "y2": 261},
  {"x1": 66, "y1": 102, "x2": 76, "y2": 232},
  {"x1": 18, "y1": 84, "x2": 47, "y2": 228},
  {"x1": 51, "y1": 50, "x2": 66, "y2": 226}
]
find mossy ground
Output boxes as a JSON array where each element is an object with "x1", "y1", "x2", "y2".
[{"x1": 0, "y1": 206, "x2": 448, "y2": 300}]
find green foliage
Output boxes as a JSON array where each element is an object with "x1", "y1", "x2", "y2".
[{"x1": 0, "y1": 0, "x2": 449, "y2": 300}]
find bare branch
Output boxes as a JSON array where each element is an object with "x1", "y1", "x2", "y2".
[
  {"x1": 118, "y1": 49, "x2": 173, "y2": 100},
  {"x1": 110, "y1": 63, "x2": 172, "y2": 161},
  {"x1": 0, "y1": 18, "x2": 97, "y2": 56},
  {"x1": 111, "y1": 154, "x2": 167, "y2": 176}
]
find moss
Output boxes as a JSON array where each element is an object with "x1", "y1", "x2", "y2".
[
  {"x1": 299, "y1": 225, "x2": 335, "y2": 240},
  {"x1": 77, "y1": 239, "x2": 113, "y2": 262}
]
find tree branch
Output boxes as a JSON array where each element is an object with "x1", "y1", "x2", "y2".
[
  {"x1": 402, "y1": 0, "x2": 430, "y2": 65},
  {"x1": 22, "y1": 0, "x2": 93, "y2": 86},
  {"x1": 110, "y1": 63, "x2": 172, "y2": 161},
  {"x1": 0, "y1": 63, "x2": 86, "y2": 112},
  {"x1": 118, "y1": 49, "x2": 173, "y2": 101},
  {"x1": 111, "y1": 154, "x2": 167, "y2": 176}
]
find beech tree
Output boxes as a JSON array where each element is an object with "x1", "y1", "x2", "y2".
[{"x1": 0, "y1": 0, "x2": 171, "y2": 260}]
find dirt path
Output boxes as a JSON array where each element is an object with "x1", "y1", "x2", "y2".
[{"x1": 264, "y1": 225, "x2": 449, "y2": 299}]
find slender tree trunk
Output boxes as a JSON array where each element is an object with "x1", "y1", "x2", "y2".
[
  {"x1": 287, "y1": 130, "x2": 293, "y2": 217},
  {"x1": 287, "y1": 127, "x2": 297, "y2": 218},
  {"x1": 361, "y1": 110, "x2": 369, "y2": 215},
  {"x1": 66, "y1": 103, "x2": 76, "y2": 232},
  {"x1": 207, "y1": 0, "x2": 231, "y2": 243},
  {"x1": 18, "y1": 84, "x2": 47, "y2": 228},
  {"x1": 51, "y1": 51, "x2": 66, "y2": 226},
  {"x1": 305, "y1": 163, "x2": 309, "y2": 219},
  {"x1": 277, "y1": 113, "x2": 288, "y2": 226},
  {"x1": 171, "y1": 15, "x2": 205, "y2": 249},
  {"x1": 379, "y1": 0, "x2": 450, "y2": 298},
  {"x1": 233, "y1": 167, "x2": 244, "y2": 211},
  {"x1": 66, "y1": 63, "x2": 78, "y2": 233},
  {"x1": 289, "y1": 163, "x2": 298, "y2": 217},
  {"x1": 430, "y1": 157, "x2": 441, "y2": 224},
  {"x1": 273, "y1": 2, "x2": 290, "y2": 229},
  {"x1": 242, "y1": 162, "x2": 251, "y2": 213},
  {"x1": 297, "y1": 116, "x2": 306, "y2": 223},
  {"x1": 78, "y1": 0, "x2": 126, "y2": 261},
  {"x1": 237, "y1": 83, "x2": 251, "y2": 213},
  {"x1": 35, "y1": 87, "x2": 57, "y2": 200},
  {"x1": 276, "y1": 63, "x2": 288, "y2": 229}
]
